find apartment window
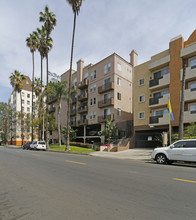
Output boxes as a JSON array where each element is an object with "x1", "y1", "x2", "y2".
[
  {"x1": 90, "y1": 112, "x2": 93, "y2": 120},
  {"x1": 104, "y1": 78, "x2": 111, "y2": 87},
  {"x1": 22, "y1": 99, "x2": 24, "y2": 104},
  {"x1": 22, "y1": 92, "x2": 25, "y2": 97},
  {"x1": 117, "y1": 63, "x2": 122, "y2": 71},
  {"x1": 139, "y1": 112, "x2": 145, "y2": 119},
  {"x1": 90, "y1": 98, "x2": 93, "y2": 105},
  {"x1": 152, "y1": 108, "x2": 168, "y2": 117},
  {"x1": 94, "y1": 70, "x2": 96, "y2": 79},
  {"x1": 108, "y1": 62, "x2": 111, "y2": 72},
  {"x1": 104, "y1": 64, "x2": 107, "y2": 74},
  {"x1": 117, "y1": 108, "x2": 121, "y2": 116},
  {"x1": 91, "y1": 72, "x2": 93, "y2": 80},
  {"x1": 90, "y1": 86, "x2": 93, "y2": 92},
  {"x1": 27, "y1": 94, "x2": 30, "y2": 98},
  {"x1": 139, "y1": 95, "x2": 145, "y2": 102},
  {"x1": 94, "y1": 97, "x2": 96, "y2": 104},
  {"x1": 27, "y1": 101, "x2": 30, "y2": 105},
  {"x1": 27, "y1": 107, "x2": 30, "y2": 112},
  {"x1": 93, "y1": 85, "x2": 96, "y2": 91},
  {"x1": 93, "y1": 111, "x2": 96, "y2": 119},
  {"x1": 153, "y1": 89, "x2": 169, "y2": 98},
  {"x1": 72, "y1": 77, "x2": 77, "y2": 86},
  {"x1": 104, "y1": 108, "x2": 111, "y2": 118},
  {"x1": 104, "y1": 93, "x2": 110, "y2": 103},
  {"x1": 189, "y1": 104, "x2": 196, "y2": 113},
  {"x1": 190, "y1": 57, "x2": 196, "y2": 69},
  {"x1": 153, "y1": 67, "x2": 169, "y2": 79},
  {"x1": 22, "y1": 107, "x2": 24, "y2": 111},
  {"x1": 139, "y1": 78, "x2": 145, "y2": 86},
  {"x1": 189, "y1": 82, "x2": 196, "y2": 91},
  {"x1": 117, "y1": 92, "x2": 121, "y2": 100},
  {"x1": 117, "y1": 77, "x2": 121, "y2": 86}
]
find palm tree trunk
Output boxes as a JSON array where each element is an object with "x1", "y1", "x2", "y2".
[
  {"x1": 179, "y1": 61, "x2": 186, "y2": 139},
  {"x1": 46, "y1": 41, "x2": 49, "y2": 149},
  {"x1": 58, "y1": 105, "x2": 61, "y2": 148},
  {"x1": 39, "y1": 55, "x2": 43, "y2": 140},
  {"x1": 20, "y1": 91, "x2": 24, "y2": 146},
  {"x1": 31, "y1": 51, "x2": 34, "y2": 142},
  {"x1": 66, "y1": 11, "x2": 77, "y2": 151}
]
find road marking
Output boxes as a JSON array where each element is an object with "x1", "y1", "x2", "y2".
[
  {"x1": 66, "y1": 160, "x2": 86, "y2": 165},
  {"x1": 32, "y1": 154, "x2": 40, "y2": 157},
  {"x1": 173, "y1": 178, "x2": 196, "y2": 183}
]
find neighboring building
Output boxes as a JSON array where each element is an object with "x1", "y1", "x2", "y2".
[
  {"x1": 8, "y1": 76, "x2": 37, "y2": 145},
  {"x1": 134, "y1": 30, "x2": 196, "y2": 148},
  {"x1": 49, "y1": 51, "x2": 137, "y2": 144}
]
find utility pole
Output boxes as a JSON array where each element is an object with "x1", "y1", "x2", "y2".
[{"x1": 178, "y1": 60, "x2": 186, "y2": 139}]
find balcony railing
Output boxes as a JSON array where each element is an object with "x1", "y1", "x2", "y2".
[
  {"x1": 78, "y1": 79, "x2": 89, "y2": 89},
  {"x1": 78, "y1": 119, "x2": 88, "y2": 126},
  {"x1": 149, "y1": 77, "x2": 162, "y2": 88},
  {"x1": 98, "y1": 82, "x2": 114, "y2": 94},
  {"x1": 149, "y1": 116, "x2": 162, "y2": 124},
  {"x1": 78, "y1": 105, "x2": 88, "y2": 114},
  {"x1": 149, "y1": 97, "x2": 161, "y2": 106},
  {"x1": 98, "y1": 98, "x2": 114, "y2": 108},
  {"x1": 78, "y1": 92, "x2": 88, "y2": 101},
  {"x1": 97, "y1": 114, "x2": 114, "y2": 123},
  {"x1": 70, "y1": 109, "x2": 76, "y2": 116},
  {"x1": 149, "y1": 74, "x2": 170, "y2": 90}
]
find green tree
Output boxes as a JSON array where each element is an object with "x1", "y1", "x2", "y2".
[
  {"x1": 48, "y1": 81, "x2": 68, "y2": 147},
  {"x1": 9, "y1": 71, "x2": 26, "y2": 145},
  {"x1": 184, "y1": 123, "x2": 196, "y2": 138},
  {"x1": 0, "y1": 102, "x2": 8, "y2": 143},
  {"x1": 39, "y1": 6, "x2": 56, "y2": 149},
  {"x1": 66, "y1": 0, "x2": 85, "y2": 151},
  {"x1": 98, "y1": 120, "x2": 118, "y2": 143},
  {"x1": 26, "y1": 32, "x2": 38, "y2": 142},
  {"x1": 62, "y1": 126, "x2": 77, "y2": 146}
]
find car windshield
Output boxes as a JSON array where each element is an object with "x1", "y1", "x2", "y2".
[{"x1": 38, "y1": 141, "x2": 45, "y2": 144}]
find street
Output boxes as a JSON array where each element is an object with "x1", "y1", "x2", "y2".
[{"x1": 0, "y1": 146, "x2": 196, "y2": 220}]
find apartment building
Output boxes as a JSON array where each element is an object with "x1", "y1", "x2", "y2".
[
  {"x1": 50, "y1": 51, "x2": 137, "y2": 144},
  {"x1": 8, "y1": 76, "x2": 37, "y2": 145},
  {"x1": 134, "y1": 30, "x2": 196, "y2": 148}
]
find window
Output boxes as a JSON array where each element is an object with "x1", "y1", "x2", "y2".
[
  {"x1": 117, "y1": 63, "x2": 122, "y2": 71},
  {"x1": 72, "y1": 77, "x2": 77, "y2": 86},
  {"x1": 27, "y1": 107, "x2": 30, "y2": 112},
  {"x1": 90, "y1": 86, "x2": 93, "y2": 92},
  {"x1": 104, "y1": 108, "x2": 111, "y2": 118},
  {"x1": 153, "y1": 67, "x2": 169, "y2": 79},
  {"x1": 108, "y1": 63, "x2": 111, "y2": 72},
  {"x1": 93, "y1": 85, "x2": 96, "y2": 92},
  {"x1": 27, "y1": 94, "x2": 30, "y2": 98},
  {"x1": 139, "y1": 112, "x2": 145, "y2": 119},
  {"x1": 139, "y1": 78, "x2": 145, "y2": 86},
  {"x1": 22, "y1": 107, "x2": 24, "y2": 111},
  {"x1": 153, "y1": 89, "x2": 169, "y2": 99},
  {"x1": 190, "y1": 57, "x2": 196, "y2": 69},
  {"x1": 94, "y1": 70, "x2": 96, "y2": 79},
  {"x1": 117, "y1": 92, "x2": 121, "y2": 100},
  {"x1": 104, "y1": 78, "x2": 111, "y2": 87},
  {"x1": 93, "y1": 111, "x2": 96, "y2": 119},
  {"x1": 117, "y1": 108, "x2": 121, "y2": 116},
  {"x1": 104, "y1": 65, "x2": 107, "y2": 74},
  {"x1": 104, "y1": 93, "x2": 110, "y2": 103},
  {"x1": 22, "y1": 99, "x2": 24, "y2": 104},
  {"x1": 94, "y1": 97, "x2": 96, "y2": 104},
  {"x1": 90, "y1": 98, "x2": 93, "y2": 105},
  {"x1": 90, "y1": 72, "x2": 93, "y2": 80},
  {"x1": 27, "y1": 101, "x2": 30, "y2": 105},
  {"x1": 117, "y1": 77, "x2": 121, "y2": 86},
  {"x1": 139, "y1": 95, "x2": 145, "y2": 102},
  {"x1": 189, "y1": 82, "x2": 196, "y2": 91},
  {"x1": 22, "y1": 92, "x2": 25, "y2": 97},
  {"x1": 90, "y1": 112, "x2": 93, "y2": 120},
  {"x1": 152, "y1": 108, "x2": 168, "y2": 117},
  {"x1": 189, "y1": 104, "x2": 196, "y2": 113}
]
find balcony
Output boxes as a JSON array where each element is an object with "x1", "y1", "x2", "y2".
[
  {"x1": 180, "y1": 66, "x2": 196, "y2": 81},
  {"x1": 98, "y1": 82, "x2": 114, "y2": 94},
  {"x1": 149, "y1": 94, "x2": 169, "y2": 107},
  {"x1": 70, "y1": 121, "x2": 76, "y2": 127},
  {"x1": 184, "y1": 110, "x2": 196, "y2": 123},
  {"x1": 78, "y1": 105, "x2": 88, "y2": 114},
  {"x1": 148, "y1": 55, "x2": 170, "y2": 71},
  {"x1": 184, "y1": 88, "x2": 196, "y2": 102},
  {"x1": 78, "y1": 92, "x2": 88, "y2": 101},
  {"x1": 98, "y1": 114, "x2": 114, "y2": 123},
  {"x1": 70, "y1": 109, "x2": 76, "y2": 116},
  {"x1": 78, "y1": 119, "x2": 88, "y2": 126},
  {"x1": 149, "y1": 114, "x2": 169, "y2": 126},
  {"x1": 78, "y1": 79, "x2": 89, "y2": 89},
  {"x1": 98, "y1": 98, "x2": 114, "y2": 108},
  {"x1": 149, "y1": 74, "x2": 170, "y2": 90},
  {"x1": 181, "y1": 43, "x2": 196, "y2": 58}
]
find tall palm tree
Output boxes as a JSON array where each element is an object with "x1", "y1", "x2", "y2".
[
  {"x1": 9, "y1": 71, "x2": 26, "y2": 146},
  {"x1": 26, "y1": 32, "x2": 38, "y2": 143},
  {"x1": 48, "y1": 81, "x2": 68, "y2": 147},
  {"x1": 66, "y1": 0, "x2": 84, "y2": 151},
  {"x1": 39, "y1": 6, "x2": 56, "y2": 148}
]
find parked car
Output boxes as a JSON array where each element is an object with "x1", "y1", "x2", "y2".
[
  {"x1": 22, "y1": 142, "x2": 31, "y2": 150},
  {"x1": 151, "y1": 139, "x2": 196, "y2": 164},
  {"x1": 30, "y1": 141, "x2": 46, "y2": 151}
]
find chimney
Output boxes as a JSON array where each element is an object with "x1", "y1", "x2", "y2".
[
  {"x1": 77, "y1": 59, "x2": 84, "y2": 83},
  {"x1": 130, "y1": 50, "x2": 138, "y2": 67}
]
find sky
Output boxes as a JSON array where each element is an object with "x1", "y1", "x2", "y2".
[{"x1": 0, "y1": 0, "x2": 196, "y2": 103}]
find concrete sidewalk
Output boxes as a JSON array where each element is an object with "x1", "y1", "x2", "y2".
[{"x1": 89, "y1": 149, "x2": 153, "y2": 161}]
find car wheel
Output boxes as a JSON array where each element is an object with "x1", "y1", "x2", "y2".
[{"x1": 155, "y1": 153, "x2": 167, "y2": 164}]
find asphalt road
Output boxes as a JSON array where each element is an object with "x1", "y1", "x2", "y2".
[{"x1": 0, "y1": 146, "x2": 196, "y2": 220}]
